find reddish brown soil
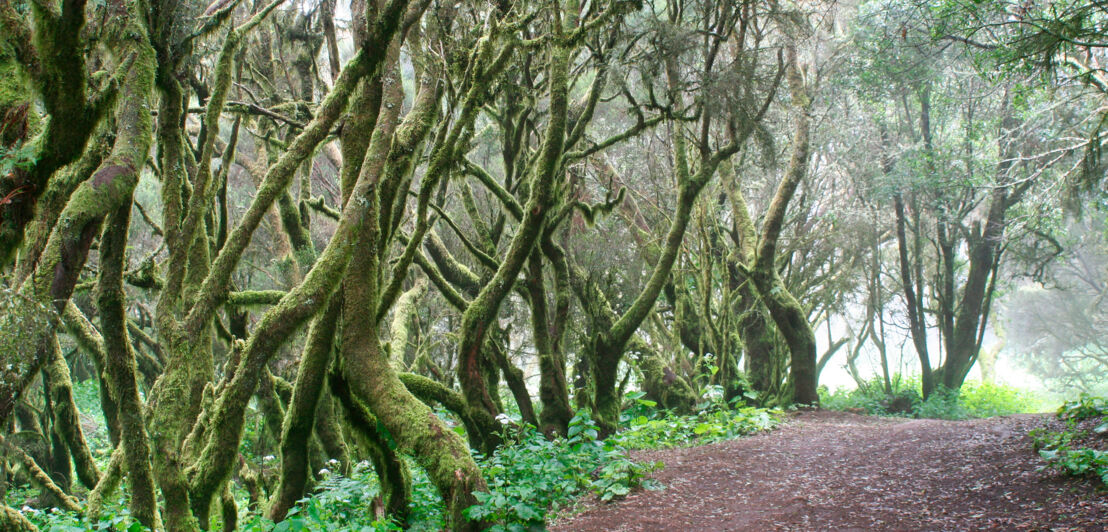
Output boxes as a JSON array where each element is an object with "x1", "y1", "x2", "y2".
[{"x1": 552, "y1": 410, "x2": 1108, "y2": 531}]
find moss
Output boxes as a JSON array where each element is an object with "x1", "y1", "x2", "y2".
[
  {"x1": 44, "y1": 337, "x2": 100, "y2": 489},
  {"x1": 0, "y1": 504, "x2": 36, "y2": 531},
  {"x1": 312, "y1": 394, "x2": 351, "y2": 471},
  {"x1": 226, "y1": 290, "x2": 287, "y2": 306},
  {"x1": 0, "y1": 7, "x2": 156, "y2": 447},
  {"x1": 87, "y1": 448, "x2": 124, "y2": 519},
  {"x1": 387, "y1": 281, "x2": 426, "y2": 368},
  {"x1": 0, "y1": 433, "x2": 80, "y2": 513},
  {"x1": 277, "y1": 190, "x2": 316, "y2": 269},
  {"x1": 97, "y1": 203, "x2": 159, "y2": 527},
  {"x1": 638, "y1": 350, "x2": 696, "y2": 413},
  {"x1": 396, "y1": 372, "x2": 488, "y2": 443},
  {"x1": 527, "y1": 250, "x2": 571, "y2": 436}
]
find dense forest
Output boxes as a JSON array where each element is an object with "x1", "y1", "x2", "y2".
[{"x1": 1, "y1": 0, "x2": 1106, "y2": 530}]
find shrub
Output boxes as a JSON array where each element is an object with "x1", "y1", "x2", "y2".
[
  {"x1": 821, "y1": 377, "x2": 1042, "y2": 420},
  {"x1": 1033, "y1": 395, "x2": 1108, "y2": 486},
  {"x1": 465, "y1": 410, "x2": 661, "y2": 530},
  {"x1": 612, "y1": 405, "x2": 779, "y2": 450}
]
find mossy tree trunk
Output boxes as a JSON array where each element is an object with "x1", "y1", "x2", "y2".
[
  {"x1": 269, "y1": 297, "x2": 340, "y2": 522},
  {"x1": 728, "y1": 46, "x2": 818, "y2": 406},
  {"x1": 97, "y1": 200, "x2": 159, "y2": 530}
]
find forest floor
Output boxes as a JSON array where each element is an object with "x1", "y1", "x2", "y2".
[{"x1": 551, "y1": 410, "x2": 1108, "y2": 531}]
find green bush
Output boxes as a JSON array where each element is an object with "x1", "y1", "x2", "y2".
[
  {"x1": 16, "y1": 497, "x2": 149, "y2": 532},
  {"x1": 1058, "y1": 395, "x2": 1108, "y2": 422},
  {"x1": 1039, "y1": 448, "x2": 1108, "y2": 484},
  {"x1": 612, "y1": 406, "x2": 779, "y2": 450},
  {"x1": 1032, "y1": 395, "x2": 1108, "y2": 486},
  {"x1": 958, "y1": 380, "x2": 1043, "y2": 418},
  {"x1": 465, "y1": 410, "x2": 661, "y2": 531},
  {"x1": 911, "y1": 387, "x2": 970, "y2": 420},
  {"x1": 820, "y1": 377, "x2": 1043, "y2": 420},
  {"x1": 236, "y1": 460, "x2": 443, "y2": 532}
]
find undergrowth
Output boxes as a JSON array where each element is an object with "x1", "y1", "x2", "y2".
[
  {"x1": 14, "y1": 396, "x2": 778, "y2": 531},
  {"x1": 1031, "y1": 395, "x2": 1108, "y2": 486},
  {"x1": 614, "y1": 389, "x2": 780, "y2": 449},
  {"x1": 820, "y1": 376, "x2": 1043, "y2": 420}
]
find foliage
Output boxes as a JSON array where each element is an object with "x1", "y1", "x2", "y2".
[
  {"x1": 820, "y1": 377, "x2": 1043, "y2": 420},
  {"x1": 612, "y1": 390, "x2": 780, "y2": 450},
  {"x1": 234, "y1": 460, "x2": 442, "y2": 532},
  {"x1": 1032, "y1": 395, "x2": 1108, "y2": 486},
  {"x1": 1058, "y1": 395, "x2": 1108, "y2": 424},
  {"x1": 1039, "y1": 447, "x2": 1108, "y2": 485},
  {"x1": 226, "y1": 405, "x2": 773, "y2": 531},
  {"x1": 0, "y1": 142, "x2": 35, "y2": 178},
  {"x1": 15, "y1": 496, "x2": 148, "y2": 532},
  {"x1": 465, "y1": 410, "x2": 661, "y2": 530}
]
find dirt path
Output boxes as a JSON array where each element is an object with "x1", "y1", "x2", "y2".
[{"x1": 552, "y1": 410, "x2": 1107, "y2": 531}]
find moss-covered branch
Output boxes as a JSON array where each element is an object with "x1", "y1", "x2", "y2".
[
  {"x1": 97, "y1": 200, "x2": 159, "y2": 529},
  {"x1": 226, "y1": 290, "x2": 287, "y2": 306},
  {"x1": 0, "y1": 0, "x2": 107, "y2": 267},
  {"x1": 269, "y1": 298, "x2": 341, "y2": 522},
  {"x1": 0, "y1": 434, "x2": 81, "y2": 513},
  {"x1": 181, "y1": 0, "x2": 408, "y2": 338},
  {"x1": 328, "y1": 371, "x2": 412, "y2": 524},
  {"x1": 184, "y1": 4, "x2": 417, "y2": 519},
  {"x1": 43, "y1": 338, "x2": 100, "y2": 489}
]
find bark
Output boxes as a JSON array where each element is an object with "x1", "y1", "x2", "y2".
[
  {"x1": 894, "y1": 193, "x2": 933, "y2": 397},
  {"x1": 940, "y1": 188, "x2": 1009, "y2": 389}
]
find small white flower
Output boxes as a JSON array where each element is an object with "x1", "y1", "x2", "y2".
[
  {"x1": 318, "y1": 468, "x2": 331, "y2": 476},
  {"x1": 263, "y1": 454, "x2": 276, "y2": 462},
  {"x1": 495, "y1": 413, "x2": 512, "y2": 425},
  {"x1": 328, "y1": 458, "x2": 339, "y2": 466}
]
